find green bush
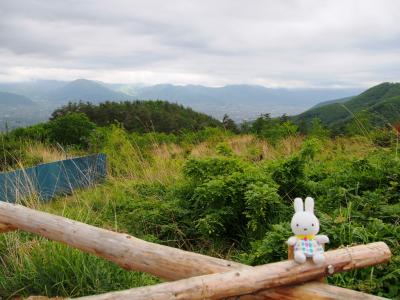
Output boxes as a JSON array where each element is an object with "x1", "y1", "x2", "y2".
[
  {"x1": 271, "y1": 155, "x2": 308, "y2": 199},
  {"x1": 47, "y1": 112, "x2": 96, "y2": 146},
  {"x1": 10, "y1": 123, "x2": 50, "y2": 142},
  {"x1": 0, "y1": 136, "x2": 27, "y2": 171},
  {"x1": 180, "y1": 156, "x2": 286, "y2": 243},
  {"x1": 247, "y1": 114, "x2": 298, "y2": 144}
]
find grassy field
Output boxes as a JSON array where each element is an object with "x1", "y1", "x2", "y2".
[{"x1": 0, "y1": 127, "x2": 399, "y2": 299}]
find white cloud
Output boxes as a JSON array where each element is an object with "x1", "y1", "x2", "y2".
[{"x1": 0, "y1": 0, "x2": 399, "y2": 87}]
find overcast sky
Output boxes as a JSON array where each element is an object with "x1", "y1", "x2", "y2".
[{"x1": 0, "y1": 0, "x2": 399, "y2": 88}]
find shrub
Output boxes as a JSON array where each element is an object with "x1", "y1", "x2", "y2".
[
  {"x1": 180, "y1": 156, "x2": 286, "y2": 242},
  {"x1": 47, "y1": 113, "x2": 96, "y2": 146},
  {"x1": 271, "y1": 155, "x2": 308, "y2": 199},
  {"x1": 10, "y1": 123, "x2": 50, "y2": 142},
  {"x1": 0, "y1": 137, "x2": 27, "y2": 171}
]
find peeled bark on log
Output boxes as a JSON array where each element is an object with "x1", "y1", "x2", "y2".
[
  {"x1": 76, "y1": 242, "x2": 391, "y2": 300},
  {"x1": 249, "y1": 282, "x2": 388, "y2": 300},
  {"x1": 24, "y1": 283, "x2": 388, "y2": 300},
  {"x1": 0, "y1": 222, "x2": 15, "y2": 233}
]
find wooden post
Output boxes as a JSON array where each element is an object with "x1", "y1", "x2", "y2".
[{"x1": 76, "y1": 242, "x2": 391, "y2": 300}]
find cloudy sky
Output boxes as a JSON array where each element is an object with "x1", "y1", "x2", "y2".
[{"x1": 0, "y1": 0, "x2": 399, "y2": 88}]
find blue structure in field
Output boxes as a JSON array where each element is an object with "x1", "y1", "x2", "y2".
[{"x1": 0, "y1": 154, "x2": 106, "y2": 203}]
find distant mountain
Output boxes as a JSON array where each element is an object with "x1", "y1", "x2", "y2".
[
  {"x1": 0, "y1": 80, "x2": 67, "y2": 101},
  {"x1": 0, "y1": 79, "x2": 362, "y2": 127},
  {"x1": 293, "y1": 82, "x2": 400, "y2": 127},
  {"x1": 0, "y1": 91, "x2": 44, "y2": 131},
  {"x1": 0, "y1": 91, "x2": 35, "y2": 106},
  {"x1": 44, "y1": 79, "x2": 130, "y2": 103},
  {"x1": 130, "y1": 84, "x2": 361, "y2": 120}
]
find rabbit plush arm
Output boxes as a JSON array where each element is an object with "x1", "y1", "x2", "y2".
[
  {"x1": 287, "y1": 236, "x2": 298, "y2": 246},
  {"x1": 315, "y1": 234, "x2": 329, "y2": 244}
]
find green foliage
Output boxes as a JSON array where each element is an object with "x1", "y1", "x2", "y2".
[
  {"x1": 10, "y1": 123, "x2": 49, "y2": 142},
  {"x1": 239, "y1": 223, "x2": 291, "y2": 265},
  {"x1": 51, "y1": 101, "x2": 222, "y2": 133},
  {"x1": 1, "y1": 125, "x2": 400, "y2": 299},
  {"x1": 181, "y1": 156, "x2": 284, "y2": 242},
  {"x1": 0, "y1": 234, "x2": 159, "y2": 298},
  {"x1": 309, "y1": 118, "x2": 330, "y2": 138},
  {"x1": 269, "y1": 138, "x2": 320, "y2": 199},
  {"x1": 47, "y1": 112, "x2": 96, "y2": 146},
  {"x1": 89, "y1": 125, "x2": 146, "y2": 178},
  {"x1": 183, "y1": 156, "x2": 246, "y2": 183},
  {"x1": 345, "y1": 110, "x2": 374, "y2": 136},
  {"x1": 0, "y1": 136, "x2": 27, "y2": 171},
  {"x1": 370, "y1": 128, "x2": 396, "y2": 147},
  {"x1": 215, "y1": 142, "x2": 234, "y2": 156},
  {"x1": 271, "y1": 155, "x2": 307, "y2": 199},
  {"x1": 102, "y1": 182, "x2": 189, "y2": 244},
  {"x1": 299, "y1": 137, "x2": 322, "y2": 160},
  {"x1": 294, "y1": 82, "x2": 400, "y2": 133},
  {"x1": 246, "y1": 114, "x2": 298, "y2": 144},
  {"x1": 178, "y1": 127, "x2": 231, "y2": 146},
  {"x1": 222, "y1": 114, "x2": 239, "y2": 133},
  {"x1": 0, "y1": 135, "x2": 46, "y2": 171}
]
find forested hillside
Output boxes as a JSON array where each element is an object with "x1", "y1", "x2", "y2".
[
  {"x1": 50, "y1": 101, "x2": 222, "y2": 133},
  {"x1": 293, "y1": 82, "x2": 400, "y2": 130}
]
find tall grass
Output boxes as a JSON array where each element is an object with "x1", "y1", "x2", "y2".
[{"x1": 0, "y1": 129, "x2": 398, "y2": 298}]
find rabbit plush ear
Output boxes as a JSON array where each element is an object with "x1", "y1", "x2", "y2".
[
  {"x1": 294, "y1": 198, "x2": 303, "y2": 213},
  {"x1": 305, "y1": 197, "x2": 314, "y2": 213}
]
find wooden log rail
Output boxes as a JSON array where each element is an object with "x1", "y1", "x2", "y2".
[
  {"x1": 0, "y1": 201, "x2": 392, "y2": 300},
  {"x1": 75, "y1": 242, "x2": 391, "y2": 300}
]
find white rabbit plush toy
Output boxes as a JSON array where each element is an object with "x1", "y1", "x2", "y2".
[{"x1": 287, "y1": 197, "x2": 329, "y2": 265}]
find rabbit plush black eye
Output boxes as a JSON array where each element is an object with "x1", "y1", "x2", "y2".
[
  {"x1": 296, "y1": 224, "x2": 299, "y2": 227},
  {"x1": 312, "y1": 223, "x2": 314, "y2": 226}
]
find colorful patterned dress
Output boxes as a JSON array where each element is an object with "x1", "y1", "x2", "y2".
[{"x1": 294, "y1": 235, "x2": 324, "y2": 257}]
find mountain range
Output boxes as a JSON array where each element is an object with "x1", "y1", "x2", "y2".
[
  {"x1": 3, "y1": 78, "x2": 400, "y2": 131},
  {"x1": 43, "y1": 79, "x2": 131, "y2": 103},
  {"x1": 0, "y1": 79, "x2": 361, "y2": 120}
]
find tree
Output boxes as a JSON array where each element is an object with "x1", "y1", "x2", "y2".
[
  {"x1": 252, "y1": 114, "x2": 271, "y2": 135},
  {"x1": 50, "y1": 101, "x2": 222, "y2": 133},
  {"x1": 47, "y1": 113, "x2": 96, "y2": 146},
  {"x1": 222, "y1": 114, "x2": 239, "y2": 133},
  {"x1": 309, "y1": 118, "x2": 330, "y2": 138}
]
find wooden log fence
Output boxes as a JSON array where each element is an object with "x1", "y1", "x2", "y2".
[
  {"x1": 0, "y1": 201, "x2": 392, "y2": 300},
  {"x1": 76, "y1": 242, "x2": 390, "y2": 300}
]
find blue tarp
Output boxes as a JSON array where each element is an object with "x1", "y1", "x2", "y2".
[{"x1": 0, "y1": 154, "x2": 106, "y2": 203}]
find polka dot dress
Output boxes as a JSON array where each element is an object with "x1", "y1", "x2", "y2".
[{"x1": 294, "y1": 236, "x2": 324, "y2": 257}]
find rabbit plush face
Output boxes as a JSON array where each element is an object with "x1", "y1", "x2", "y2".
[{"x1": 290, "y1": 197, "x2": 319, "y2": 236}]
